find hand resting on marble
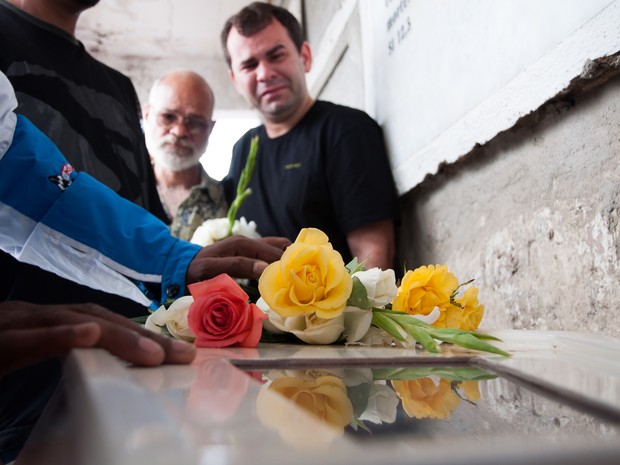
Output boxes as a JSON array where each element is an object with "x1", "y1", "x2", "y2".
[{"x1": 0, "y1": 301, "x2": 197, "y2": 376}]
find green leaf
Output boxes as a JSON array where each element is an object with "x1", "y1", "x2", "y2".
[
  {"x1": 405, "y1": 325, "x2": 439, "y2": 353},
  {"x1": 372, "y1": 366, "x2": 497, "y2": 382},
  {"x1": 347, "y1": 277, "x2": 371, "y2": 309},
  {"x1": 371, "y1": 309, "x2": 508, "y2": 357},
  {"x1": 372, "y1": 312, "x2": 408, "y2": 342},
  {"x1": 452, "y1": 333, "x2": 510, "y2": 357},
  {"x1": 346, "y1": 383, "x2": 372, "y2": 417},
  {"x1": 345, "y1": 256, "x2": 369, "y2": 275},
  {"x1": 427, "y1": 327, "x2": 502, "y2": 342}
]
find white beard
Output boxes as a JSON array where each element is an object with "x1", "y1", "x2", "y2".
[{"x1": 147, "y1": 136, "x2": 204, "y2": 172}]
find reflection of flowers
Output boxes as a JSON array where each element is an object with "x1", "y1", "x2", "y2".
[
  {"x1": 188, "y1": 274, "x2": 266, "y2": 348},
  {"x1": 392, "y1": 377, "x2": 461, "y2": 419},
  {"x1": 260, "y1": 368, "x2": 400, "y2": 431},
  {"x1": 255, "y1": 366, "x2": 491, "y2": 446},
  {"x1": 357, "y1": 382, "x2": 399, "y2": 425},
  {"x1": 264, "y1": 375, "x2": 354, "y2": 429},
  {"x1": 256, "y1": 372, "x2": 349, "y2": 449},
  {"x1": 186, "y1": 350, "x2": 254, "y2": 422},
  {"x1": 391, "y1": 376, "x2": 482, "y2": 420}
]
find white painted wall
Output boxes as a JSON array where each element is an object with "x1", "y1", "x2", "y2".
[{"x1": 360, "y1": 0, "x2": 618, "y2": 194}]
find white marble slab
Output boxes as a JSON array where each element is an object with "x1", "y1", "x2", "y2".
[{"x1": 17, "y1": 330, "x2": 620, "y2": 465}]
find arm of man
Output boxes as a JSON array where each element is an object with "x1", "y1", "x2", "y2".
[
  {"x1": 346, "y1": 219, "x2": 395, "y2": 270},
  {"x1": 0, "y1": 72, "x2": 287, "y2": 307},
  {"x1": 1, "y1": 116, "x2": 289, "y2": 306}
]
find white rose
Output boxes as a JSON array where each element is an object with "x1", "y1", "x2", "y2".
[
  {"x1": 232, "y1": 216, "x2": 261, "y2": 239},
  {"x1": 191, "y1": 217, "x2": 261, "y2": 246},
  {"x1": 358, "y1": 382, "x2": 399, "y2": 424},
  {"x1": 352, "y1": 268, "x2": 398, "y2": 308},
  {"x1": 343, "y1": 306, "x2": 373, "y2": 343},
  {"x1": 258, "y1": 298, "x2": 345, "y2": 344},
  {"x1": 190, "y1": 218, "x2": 230, "y2": 246},
  {"x1": 145, "y1": 295, "x2": 195, "y2": 342}
]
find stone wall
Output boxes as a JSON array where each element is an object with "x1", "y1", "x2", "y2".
[{"x1": 397, "y1": 73, "x2": 620, "y2": 337}]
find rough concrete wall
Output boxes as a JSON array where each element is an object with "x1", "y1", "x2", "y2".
[{"x1": 397, "y1": 73, "x2": 620, "y2": 337}]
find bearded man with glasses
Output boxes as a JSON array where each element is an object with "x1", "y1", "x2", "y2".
[{"x1": 143, "y1": 70, "x2": 228, "y2": 241}]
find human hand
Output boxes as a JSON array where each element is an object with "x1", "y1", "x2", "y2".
[
  {"x1": 186, "y1": 235, "x2": 290, "y2": 283},
  {"x1": 0, "y1": 301, "x2": 196, "y2": 376}
]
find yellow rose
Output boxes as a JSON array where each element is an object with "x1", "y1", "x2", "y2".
[
  {"x1": 259, "y1": 228, "x2": 352, "y2": 320},
  {"x1": 256, "y1": 374, "x2": 354, "y2": 448},
  {"x1": 453, "y1": 286, "x2": 485, "y2": 330},
  {"x1": 459, "y1": 380, "x2": 481, "y2": 402},
  {"x1": 391, "y1": 377, "x2": 460, "y2": 419},
  {"x1": 392, "y1": 265, "x2": 459, "y2": 318},
  {"x1": 266, "y1": 375, "x2": 353, "y2": 429}
]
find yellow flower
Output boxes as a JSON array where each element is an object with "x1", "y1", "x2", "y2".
[
  {"x1": 259, "y1": 228, "x2": 352, "y2": 320},
  {"x1": 261, "y1": 375, "x2": 353, "y2": 430},
  {"x1": 255, "y1": 374, "x2": 350, "y2": 449},
  {"x1": 460, "y1": 380, "x2": 481, "y2": 402},
  {"x1": 392, "y1": 265, "x2": 458, "y2": 317},
  {"x1": 451, "y1": 286, "x2": 484, "y2": 331},
  {"x1": 391, "y1": 377, "x2": 460, "y2": 419}
]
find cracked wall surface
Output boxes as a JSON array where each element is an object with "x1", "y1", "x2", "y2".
[{"x1": 397, "y1": 72, "x2": 620, "y2": 337}]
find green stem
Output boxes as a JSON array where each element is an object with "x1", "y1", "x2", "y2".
[{"x1": 227, "y1": 136, "x2": 259, "y2": 236}]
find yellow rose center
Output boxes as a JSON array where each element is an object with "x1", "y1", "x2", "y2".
[{"x1": 289, "y1": 265, "x2": 326, "y2": 306}]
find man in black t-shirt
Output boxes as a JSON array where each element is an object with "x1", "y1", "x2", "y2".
[{"x1": 221, "y1": 2, "x2": 399, "y2": 270}]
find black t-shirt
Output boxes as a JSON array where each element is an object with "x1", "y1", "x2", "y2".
[{"x1": 223, "y1": 100, "x2": 399, "y2": 263}]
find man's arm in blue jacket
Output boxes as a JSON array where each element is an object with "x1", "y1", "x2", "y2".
[{"x1": 0, "y1": 114, "x2": 201, "y2": 308}]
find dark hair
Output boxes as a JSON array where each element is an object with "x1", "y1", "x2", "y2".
[{"x1": 220, "y1": 2, "x2": 304, "y2": 68}]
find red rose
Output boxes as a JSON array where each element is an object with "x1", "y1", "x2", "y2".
[{"x1": 188, "y1": 274, "x2": 266, "y2": 348}]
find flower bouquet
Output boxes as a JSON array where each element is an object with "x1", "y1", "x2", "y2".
[
  {"x1": 147, "y1": 227, "x2": 508, "y2": 357},
  {"x1": 190, "y1": 135, "x2": 260, "y2": 246}
]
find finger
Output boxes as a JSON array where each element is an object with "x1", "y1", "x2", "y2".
[
  {"x1": 33, "y1": 304, "x2": 195, "y2": 366},
  {"x1": 208, "y1": 235, "x2": 286, "y2": 262},
  {"x1": 259, "y1": 236, "x2": 291, "y2": 251},
  {"x1": 0, "y1": 323, "x2": 101, "y2": 376},
  {"x1": 190, "y1": 256, "x2": 269, "y2": 281},
  {"x1": 72, "y1": 304, "x2": 196, "y2": 364}
]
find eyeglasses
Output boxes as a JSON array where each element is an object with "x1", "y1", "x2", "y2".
[{"x1": 155, "y1": 111, "x2": 212, "y2": 135}]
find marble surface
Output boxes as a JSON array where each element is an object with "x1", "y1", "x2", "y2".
[{"x1": 17, "y1": 330, "x2": 620, "y2": 465}]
